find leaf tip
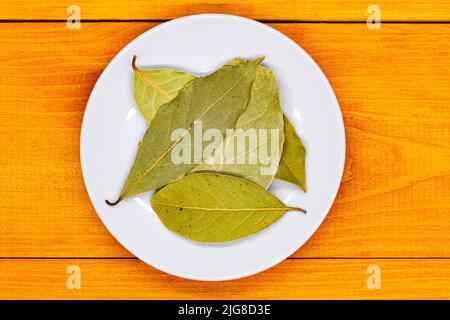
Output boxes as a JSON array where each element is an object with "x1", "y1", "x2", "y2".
[
  {"x1": 287, "y1": 207, "x2": 307, "y2": 214},
  {"x1": 253, "y1": 56, "x2": 266, "y2": 65}
]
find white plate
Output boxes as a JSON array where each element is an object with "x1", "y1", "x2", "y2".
[{"x1": 80, "y1": 14, "x2": 345, "y2": 281}]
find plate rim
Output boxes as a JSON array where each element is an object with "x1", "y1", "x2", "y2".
[{"x1": 80, "y1": 13, "x2": 346, "y2": 281}]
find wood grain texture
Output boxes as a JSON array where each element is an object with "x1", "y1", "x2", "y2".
[
  {"x1": 0, "y1": 259, "x2": 448, "y2": 299},
  {"x1": 1, "y1": 0, "x2": 450, "y2": 21},
  {"x1": 1, "y1": 22, "x2": 449, "y2": 258}
]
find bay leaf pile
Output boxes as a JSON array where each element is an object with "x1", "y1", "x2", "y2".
[{"x1": 106, "y1": 56, "x2": 307, "y2": 243}]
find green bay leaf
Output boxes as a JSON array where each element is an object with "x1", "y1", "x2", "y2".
[
  {"x1": 107, "y1": 58, "x2": 263, "y2": 205},
  {"x1": 132, "y1": 56, "x2": 195, "y2": 121},
  {"x1": 151, "y1": 173, "x2": 305, "y2": 242},
  {"x1": 275, "y1": 115, "x2": 306, "y2": 191},
  {"x1": 130, "y1": 60, "x2": 305, "y2": 191},
  {"x1": 191, "y1": 66, "x2": 284, "y2": 189}
]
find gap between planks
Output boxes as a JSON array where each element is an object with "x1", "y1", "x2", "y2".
[
  {"x1": 0, "y1": 257, "x2": 449, "y2": 260},
  {"x1": 1, "y1": 19, "x2": 450, "y2": 24}
]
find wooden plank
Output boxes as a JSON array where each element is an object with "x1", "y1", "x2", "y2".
[
  {"x1": 0, "y1": 258, "x2": 448, "y2": 299},
  {"x1": 1, "y1": 23, "x2": 449, "y2": 258},
  {"x1": 1, "y1": 0, "x2": 450, "y2": 21}
]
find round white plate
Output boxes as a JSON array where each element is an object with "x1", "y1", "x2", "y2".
[{"x1": 81, "y1": 14, "x2": 345, "y2": 281}]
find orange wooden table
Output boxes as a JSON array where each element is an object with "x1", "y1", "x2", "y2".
[{"x1": 1, "y1": 1, "x2": 449, "y2": 299}]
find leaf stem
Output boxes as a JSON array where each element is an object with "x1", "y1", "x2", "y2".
[
  {"x1": 105, "y1": 197, "x2": 122, "y2": 206},
  {"x1": 132, "y1": 55, "x2": 138, "y2": 71}
]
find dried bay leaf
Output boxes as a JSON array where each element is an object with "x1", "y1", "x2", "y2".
[
  {"x1": 151, "y1": 173, "x2": 305, "y2": 242},
  {"x1": 192, "y1": 66, "x2": 284, "y2": 189},
  {"x1": 275, "y1": 115, "x2": 306, "y2": 191},
  {"x1": 132, "y1": 56, "x2": 195, "y2": 121},
  {"x1": 107, "y1": 58, "x2": 263, "y2": 205},
  {"x1": 130, "y1": 60, "x2": 305, "y2": 191},
  {"x1": 132, "y1": 58, "x2": 248, "y2": 123}
]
